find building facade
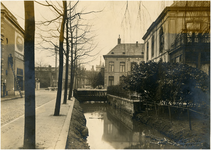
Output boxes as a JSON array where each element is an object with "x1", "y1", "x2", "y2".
[
  {"x1": 96, "y1": 57, "x2": 104, "y2": 72},
  {"x1": 1, "y1": 3, "x2": 25, "y2": 96},
  {"x1": 142, "y1": 1, "x2": 210, "y2": 74},
  {"x1": 103, "y1": 36, "x2": 144, "y2": 88},
  {"x1": 74, "y1": 66, "x2": 96, "y2": 89},
  {"x1": 35, "y1": 66, "x2": 59, "y2": 88}
]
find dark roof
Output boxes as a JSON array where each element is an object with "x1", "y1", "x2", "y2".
[
  {"x1": 171, "y1": 1, "x2": 210, "y2": 7},
  {"x1": 104, "y1": 43, "x2": 144, "y2": 58}
]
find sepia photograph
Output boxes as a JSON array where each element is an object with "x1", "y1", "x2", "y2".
[{"x1": 1, "y1": 0, "x2": 210, "y2": 149}]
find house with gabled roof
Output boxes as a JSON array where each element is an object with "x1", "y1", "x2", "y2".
[
  {"x1": 103, "y1": 36, "x2": 144, "y2": 88},
  {"x1": 142, "y1": 1, "x2": 210, "y2": 75}
]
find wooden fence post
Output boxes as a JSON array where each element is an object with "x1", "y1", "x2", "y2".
[
  {"x1": 146, "y1": 101, "x2": 148, "y2": 116},
  {"x1": 162, "y1": 105, "x2": 164, "y2": 113},
  {"x1": 158, "y1": 105, "x2": 159, "y2": 117},
  {"x1": 188, "y1": 108, "x2": 192, "y2": 130},
  {"x1": 168, "y1": 105, "x2": 172, "y2": 123},
  {"x1": 155, "y1": 102, "x2": 157, "y2": 117}
]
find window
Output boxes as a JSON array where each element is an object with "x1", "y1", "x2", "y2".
[
  {"x1": 186, "y1": 22, "x2": 201, "y2": 31},
  {"x1": 119, "y1": 75, "x2": 125, "y2": 84},
  {"x1": 109, "y1": 76, "x2": 114, "y2": 86},
  {"x1": 131, "y1": 62, "x2": 137, "y2": 72},
  {"x1": 159, "y1": 27, "x2": 164, "y2": 53},
  {"x1": 109, "y1": 61, "x2": 114, "y2": 72},
  {"x1": 120, "y1": 62, "x2": 125, "y2": 72},
  {"x1": 17, "y1": 68, "x2": 23, "y2": 76},
  {"x1": 107, "y1": 124, "x2": 112, "y2": 134},
  {"x1": 151, "y1": 35, "x2": 154, "y2": 57},
  {"x1": 176, "y1": 57, "x2": 180, "y2": 63},
  {"x1": 179, "y1": 55, "x2": 182, "y2": 62},
  {"x1": 147, "y1": 42, "x2": 149, "y2": 61}
]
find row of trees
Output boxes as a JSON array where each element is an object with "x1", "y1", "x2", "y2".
[
  {"x1": 23, "y1": 1, "x2": 99, "y2": 148},
  {"x1": 34, "y1": 1, "x2": 99, "y2": 115}
]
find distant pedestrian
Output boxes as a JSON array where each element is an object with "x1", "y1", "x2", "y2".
[{"x1": 3, "y1": 83, "x2": 6, "y2": 97}]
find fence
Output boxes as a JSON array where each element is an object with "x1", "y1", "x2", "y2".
[{"x1": 140, "y1": 101, "x2": 210, "y2": 130}]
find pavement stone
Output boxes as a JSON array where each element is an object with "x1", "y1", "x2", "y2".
[
  {"x1": 1, "y1": 95, "x2": 75, "y2": 149},
  {"x1": 1, "y1": 90, "x2": 57, "y2": 126}
]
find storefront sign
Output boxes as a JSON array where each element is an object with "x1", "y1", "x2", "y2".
[
  {"x1": 15, "y1": 51, "x2": 24, "y2": 60},
  {"x1": 15, "y1": 31, "x2": 24, "y2": 55}
]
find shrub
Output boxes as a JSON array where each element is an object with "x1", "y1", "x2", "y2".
[
  {"x1": 123, "y1": 61, "x2": 210, "y2": 109},
  {"x1": 107, "y1": 85, "x2": 130, "y2": 99}
]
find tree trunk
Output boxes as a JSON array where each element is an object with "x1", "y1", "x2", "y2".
[
  {"x1": 68, "y1": 33, "x2": 74, "y2": 99},
  {"x1": 68, "y1": 2, "x2": 74, "y2": 100},
  {"x1": 63, "y1": 2, "x2": 69, "y2": 104},
  {"x1": 24, "y1": 1, "x2": 35, "y2": 148},
  {"x1": 72, "y1": 20, "x2": 78, "y2": 90},
  {"x1": 54, "y1": 1, "x2": 67, "y2": 115}
]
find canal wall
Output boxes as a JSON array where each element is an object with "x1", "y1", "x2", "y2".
[
  {"x1": 107, "y1": 94, "x2": 141, "y2": 116},
  {"x1": 65, "y1": 98, "x2": 90, "y2": 149},
  {"x1": 108, "y1": 94, "x2": 209, "y2": 149},
  {"x1": 133, "y1": 111, "x2": 210, "y2": 149}
]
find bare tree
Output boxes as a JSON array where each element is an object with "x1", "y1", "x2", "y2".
[
  {"x1": 35, "y1": 1, "x2": 101, "y2": 101},
  {"x1": 54, "y1": 1, "x2": 67, "y2": 115},
  {"x1": 35, "y1": 0, "x2": 68, "y2": 114},
  {"x1": 63, "y1": 1, "x2": 69, "y2": 104},
  {"x1": 68, "y1": 14, "x2": 100, "y2": 99},
  {"x1": 24, "y1": 1, "x2": 35, "y2": 148},
  {"x1": 68, "y1": 2, "x2": 74, "y2": 99}
]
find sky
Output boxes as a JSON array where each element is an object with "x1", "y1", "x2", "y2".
[{"x1": 2, "y1": 0, "x2": 173, "y2": 70}]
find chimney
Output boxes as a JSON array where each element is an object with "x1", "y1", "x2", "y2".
[
  {"x1": 118, "y1": 35, "x2": 121, "y2": 44},
  {"x1": 136, "y1": 41, "x2": 138, "y2": 47}
]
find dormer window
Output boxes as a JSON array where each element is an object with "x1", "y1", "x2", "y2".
[
  {"x1": 122, "y1": 52, "x2": 125, "y2": 54},
  {"x1": 111, "y1": 52, "x2": 114, "y2": 54}
]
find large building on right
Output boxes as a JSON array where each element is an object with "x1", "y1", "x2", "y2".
[{"x1": 142, "y1": 1, "x2": 210, "y2": 75}]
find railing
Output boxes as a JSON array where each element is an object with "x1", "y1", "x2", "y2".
[
  {"x1": 171, "y1": 32, "x2": 210, "y2": 51},
  {"x1": 73, "y1": 89, "x2": 107, "y2": 102},
  {"x1": 141, "y1": 100, "x2": 210, "y2": 131}
]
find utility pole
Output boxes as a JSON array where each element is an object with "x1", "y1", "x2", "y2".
[{"x1": 24, "y1": 1, "x2": 35, "y2": 148}]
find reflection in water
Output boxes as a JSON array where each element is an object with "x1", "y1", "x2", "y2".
[{"x1": 81, "y1": 102, "x2": 179, "y2": 149}]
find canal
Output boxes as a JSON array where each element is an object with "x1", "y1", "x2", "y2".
[{"x1": 81, "y1": 101, "x2": 180, "y2": 149}]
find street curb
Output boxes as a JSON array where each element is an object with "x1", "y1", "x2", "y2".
[
  {"x1": 54, "y1": 97, "x2": 75, "y2": 149},
  {"x1": 1, "y1": 96, "x2": 24, "y2": 101}
]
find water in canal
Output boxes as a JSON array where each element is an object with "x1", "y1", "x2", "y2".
[{"x1": 80, "y1": 101, "x2": 180, "y2": 149}]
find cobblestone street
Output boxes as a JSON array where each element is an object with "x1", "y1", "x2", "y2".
[{"x1": 1, "y1": 89, "x2": 57, "y2": 126}]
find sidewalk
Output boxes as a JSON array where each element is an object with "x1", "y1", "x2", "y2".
[
  {"x1": 1, "y1": 95, "x2": 24, "y2": 101},
  {"x1": 1, "y1": 97, "x2": 75, "y2": 149}
]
